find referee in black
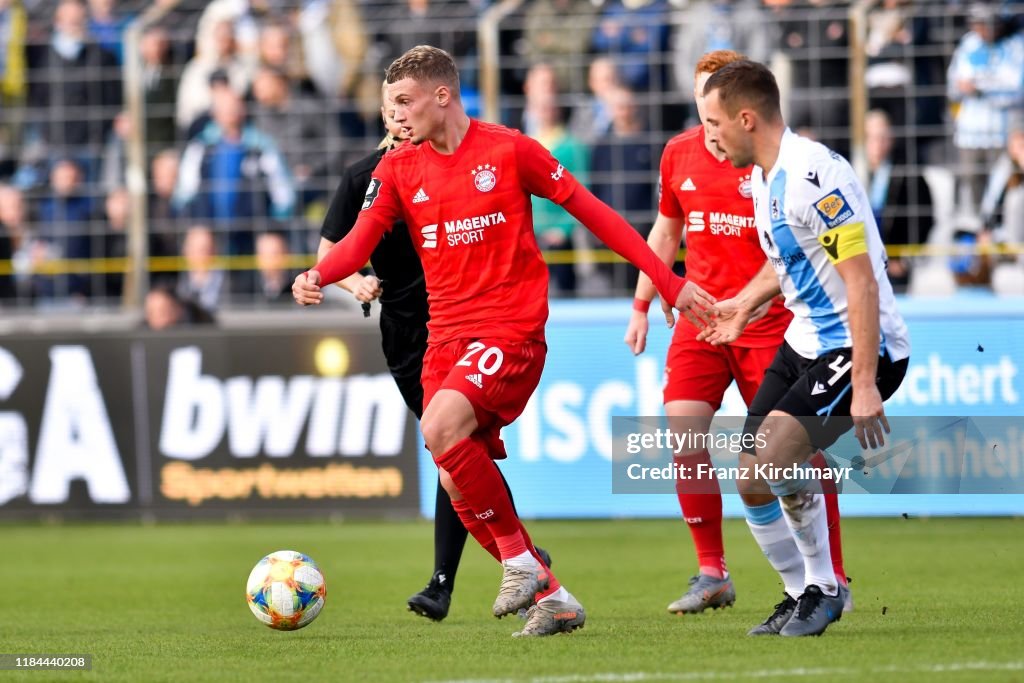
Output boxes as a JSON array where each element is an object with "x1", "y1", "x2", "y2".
[{"x1": 318, "y1": 84, "x2": 548, "y2": 622}]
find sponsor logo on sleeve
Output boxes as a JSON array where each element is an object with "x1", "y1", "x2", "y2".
[
  {"x1": 361, "y1": 178, "x2": 382, "y2": 210},
  {"x1": 814, "y1": 189, "x2": 855, "y2": 228},
  {"x1": 818, "y1": 221, "x2": 868, "y2": 264},
  {"x1": 551, "y1": 164, "x2": 565, "y2": 181}
]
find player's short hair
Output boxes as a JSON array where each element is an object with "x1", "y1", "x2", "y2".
[
  {"x1": 703, "y1": 60, "x2": 782, "y2": 122},
  {"x1": 694, "y1": 50, "x2": 746, "y2": 78},
  {"x1": 385, "y1": 45, "x2": 460, "y2": 94}
]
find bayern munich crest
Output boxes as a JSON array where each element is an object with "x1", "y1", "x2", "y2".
[
  {"x1": 472, "y1": 164, "x2": 497, "y2": 192},
  {"x1": 738, "y1": 175, "x2": 752, "y2": 198}
]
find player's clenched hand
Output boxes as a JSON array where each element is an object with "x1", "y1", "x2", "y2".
[
  {"x1": 696, "y1": 297, "x2": 749, "y2": 346},
  {"x1": 624, "y1": 310, "x2": 649, "y2": 355},
  {"x1": 851, "y1": 385, "x2": 889, "y2": 450},
  {"x1": 672, "y1": 281, "x2": 716, "y2": 330},
  {"x1": 353, "y1": 275, "x2": 383, "y2": 304},
  {"x1": 293, "y1": 270, "x2": 324, "y2": 306}
]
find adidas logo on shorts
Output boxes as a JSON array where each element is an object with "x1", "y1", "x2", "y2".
[
  {"x1": 465, "y1": 373, "x2": 483, "y2": 389},
  {"x1": 412, "y1": 187, "x2": 430, "y2": 203}
]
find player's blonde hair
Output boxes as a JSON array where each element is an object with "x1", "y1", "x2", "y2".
[
  {"x1": 694, "y1": 50, "x2": 746, "y2": 79},
  {"x1": 385, "y1": 45, "x2": 460, "y2": 96}
]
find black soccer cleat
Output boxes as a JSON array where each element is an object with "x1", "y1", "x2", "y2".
[
  {"x1": 779, "y1": 585, "x2": 844, "y2": 637},
  {"x1": 407, "y1": 570, "x2": 453, "y2": 622},
  {"x1": 536, "y1": 546, "x2": 553, "y2": 569},
  {"x1": 747, "y1": 593, "x2": 798, "y2": 636}
]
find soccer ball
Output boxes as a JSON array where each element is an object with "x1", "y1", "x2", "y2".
[{"x1": 246, "y1": 550, "x2": 327, "y2": 630}]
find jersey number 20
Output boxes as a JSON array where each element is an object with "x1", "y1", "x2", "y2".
[{"x1": 457, "y1": 342, "x2": 504, "y2": 375}]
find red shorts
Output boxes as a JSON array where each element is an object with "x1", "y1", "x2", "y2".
[
  {"x1": 663, "y1": 332, "x2": 779, "y2": 409},
  {"x1": 421, "y1": 338, "x2": 546, "y2": 432}
]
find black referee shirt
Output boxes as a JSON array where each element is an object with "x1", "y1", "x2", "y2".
[{"x1": 320, "y1": 148, "x2": 429, "y2": 325}]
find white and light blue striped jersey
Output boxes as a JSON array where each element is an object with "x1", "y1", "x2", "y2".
[{"x1": 751, "y1": 129, "x2": 910, "y2": 361}]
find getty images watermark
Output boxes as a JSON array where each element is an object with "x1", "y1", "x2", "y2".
[{"x1": 612, "y1": 416, "x2": 1024, "y2": 495}]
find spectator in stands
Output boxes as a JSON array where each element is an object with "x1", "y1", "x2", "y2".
[
  {"x1": 518, "y1": 63, "x2": 559, "y2": 136},
  {"x1": 35, "y1": 158, "x2": 93, "y2": 301},
  {"x1": 0, "y1": 183, "x2": 20, "y2": 301},
  {"x1": 864, "y1": 0, "x2": 945, "y2": 163},
  {"x1": 258, "y1": 18, "x2": 315, "y2": 96},
  {"x1": 947, "y1": 2, "x2": 1024, "y2": 224},
  {"x1": 148, "y1": 148, "x2": 182, "y2": 259},
  {"x1": 764, "y1": 0, "x2": 851, "y2": 158},
  {"x1": 590, "y1": 86, "x2": 659, "y2": 290},
  {"x1": 251, "y1": 65, "x2": 341, "y2": 200},
  {"x1": 371, "y1": 0, "x2": 476, "y2": 72},
  {"x1": 99, "y1": 186, "x2": 129, "y2": 300},
  {"x1": 254, "y1": 230, "x2": 295, "y2": 303},
  {"x1": 139, "y1": 25, "x2": 178, "y2": 149},
  {"x1": 522, "y1": 0, "x2": 597, "y2": 92},
  {"x1": 144, "y1": 284, "x2": 215, "y2": 330},
  {"x1": 27, "y1": 0, "x2": 121, "y2": 166},
  {"x1": 527, "y1": 90, "x2": 589, "y2": 294},
  {"x1": 569, "y1": 57, "x2": 621, "y2": 145},
  {"x1": 591, "y1": 0, "x2": 670, "y2": 92},
  {"x1": 323, "y1": 0, "x2": 376, "y2": 132},
  {"x1": 87, "y1": 0, "x2": 130, "y2": 64},
  {"x1": 173, "y1": 88, "x2": 295, "y2": 257},
  {"x1": 979, "y1": 111, "x2": 1024, "y2": 252},
  {"x1": 177, "y1": 224, "x2": 228, "y2": 312},
  {"x1": 0, "y1": 183, "x2": 29, "y2": 302},
  {"x1": 0, "y1": 0, "x2": 28, "y2": 178},
  {"x1": 100, "y1": 110, "x2": 131, "y2": 193},
  {"x1": 866, "y1": 109, "x2": 933, "y2": 287},
  {"x1": 175, "y1": 18, "x2": 255, "y2": 134},
  {"x1": 590, "y1": 86, "x2": 657, "y2": 229},
  {"x1": 672, "y1": 0, "x2": 770, "y2": 104}
]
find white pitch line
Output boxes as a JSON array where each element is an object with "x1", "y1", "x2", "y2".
[{"x1": 423, "y1": 660, "x2": 1024, "y2": 683}]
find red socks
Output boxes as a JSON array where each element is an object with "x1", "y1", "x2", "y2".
[
  {"x1": 434, "y1": 435, "x2": 526, "y2": 560},
  {"x1": 450, "y1": 497, "x2": 500, "y2": 562},
  {"x1": 674, "y1": 451, "x2": 726, "y2": 577}
]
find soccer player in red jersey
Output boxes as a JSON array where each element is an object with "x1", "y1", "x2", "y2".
[
  {"x1": 293, "y1": 45, "x2": 714, "y2": 637},
  {"x1": 624, "y1": 50, "x2": 850, "y2": 621}
]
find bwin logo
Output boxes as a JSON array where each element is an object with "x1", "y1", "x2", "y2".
[{"x1": 421, "y1": 224, "x2": 438, "y2": 248}]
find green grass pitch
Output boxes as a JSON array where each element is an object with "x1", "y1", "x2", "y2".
[{"x1": 1, "y1": 517, "x2": 1022, "y2": 682}]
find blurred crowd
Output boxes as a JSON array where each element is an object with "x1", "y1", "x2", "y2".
[{"x1": 0, "y1": 0, "x2": 1023, "y2": 319}]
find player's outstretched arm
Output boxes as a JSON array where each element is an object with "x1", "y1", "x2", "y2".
[
  {"x1": 697, "y1": 262, "x2": 781, "y2": 345},
  {"x1": 627, "y1": 212, "x2": 685, "y2": 354},
  {"x1": 316, "y1": 237, "x2": 382, "y2": 303},
  {"x1": 835, "y1": 252, "x2": 887, "y2": 449},
  {"x1": 293, "y1": 216, "x2": 387, "y2": 307},
  {"x1": 562, "y1": 187, "x2": 715, "y2": 317}
]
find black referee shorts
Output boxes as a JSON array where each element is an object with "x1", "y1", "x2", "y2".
[
  {"x1": 742, "y1": 342, "x2": 908, "y2": 450},
  {"x1": 379, "y1": 313, "x2": 428, "y2": 419}
]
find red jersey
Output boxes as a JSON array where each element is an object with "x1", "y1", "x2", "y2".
[
  {"x1": 659, "y1": 126, "x2": 790, "y2": 347},
  {"x1": 334, "y1": 120, "x2": 578, "y2": 344}
]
